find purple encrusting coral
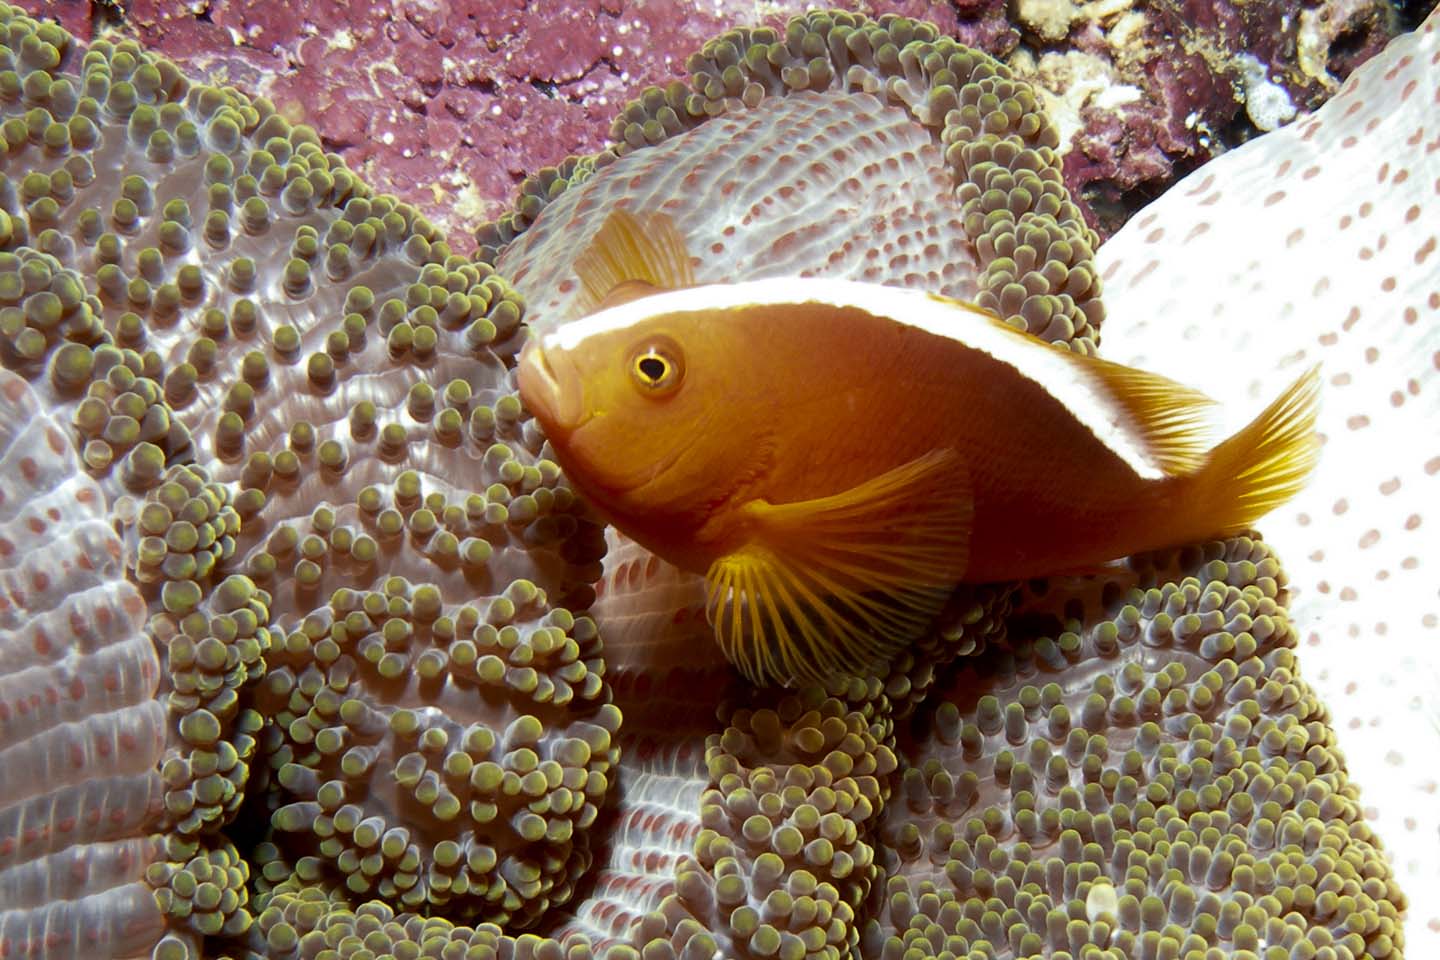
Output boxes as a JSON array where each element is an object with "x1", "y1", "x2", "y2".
[
  {"x1": 1049, "y1": 0, "x2": 1407, "y2": 228},
  {"x1": 36, "y1": 0, "x2": 1408, "y2": 245}
]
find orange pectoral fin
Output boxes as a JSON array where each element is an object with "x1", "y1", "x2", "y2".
[{"x1": 703, "y1": 448, "x2": 973, "y2": 686}]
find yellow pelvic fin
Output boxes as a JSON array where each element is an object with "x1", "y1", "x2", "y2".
[
  {"x1": 1185, "y1": 364, "x2": 1322, "y2": 535},
  {"x1": 1083, "y1": 357, "x2": 1219, "y2": 475},
  {"x1": 573, "y1": 208, "x2": 695, "y2": 315},
  {"x1": 704, "y1": 448, "x2": 972, "y2": 686}
]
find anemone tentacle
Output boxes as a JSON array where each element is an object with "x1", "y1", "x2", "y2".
[{"x1": 0, "y1": 2, "x2": 1421, "y2": 958}]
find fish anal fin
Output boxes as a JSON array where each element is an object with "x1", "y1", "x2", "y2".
[
  {"x1": 704, "y1": 448, "x2": 972, "y2": 686},
  {"x1": 1085, "y1": 358, "x2": 1220, "y2": 476},
  {"x1": 573, "y1": 209, "x2": 695, "y2": 316}
]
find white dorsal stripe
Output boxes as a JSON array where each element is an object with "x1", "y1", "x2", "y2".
[{"x1": 542, "y1": 277, "x2": 1167, "y2": 480}]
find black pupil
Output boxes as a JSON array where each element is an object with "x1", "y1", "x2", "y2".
[{"x1": 638, "y1": 355, "x2": 667, "y2": 382}]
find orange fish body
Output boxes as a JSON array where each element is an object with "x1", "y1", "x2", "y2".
[{"x1": 517, "y1": 212, "x2": 1321, "y2": 685}]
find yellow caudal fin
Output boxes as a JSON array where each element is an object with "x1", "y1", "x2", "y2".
[
  {"x1": 704, "y1": 449, "x2": 972, "y2": 686},
  {"x1": 573, "y1": 208, "x2": 695, "y2": 315},
  {"x1": 1184, "y1": 365, "x2": 1322, "y2": 536}
]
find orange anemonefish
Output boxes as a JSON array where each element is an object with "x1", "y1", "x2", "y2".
[{"x1": 517, "y1": 210, "x2": 1322, "y2": 687}]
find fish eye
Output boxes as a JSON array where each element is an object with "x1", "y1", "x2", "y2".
[{"x1": 629, "y1": 342, "x2": 684, "y2": 397}]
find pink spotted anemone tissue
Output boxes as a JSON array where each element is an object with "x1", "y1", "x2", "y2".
[{"x1": 1098, "y1": 7, "x2": 1440, "y2": 950}]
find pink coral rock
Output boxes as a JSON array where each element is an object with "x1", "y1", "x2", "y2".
[{"x1": 97, "y1": 0, "x2": 996, "y2": 254}]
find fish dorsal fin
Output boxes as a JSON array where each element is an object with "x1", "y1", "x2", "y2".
[
  {"x1": 965, "y1": 307, "x2": 1218, "y2": 477},
  {"x1": 704, "y1": 448, "x2": 972, "y2": 687},
  {"x1": 573, "y1": 209, "x2": 695, "y2": 316},
  {"x1": 595, "y1": 279, "x2": 665, "y2": 310},
  {"x1": 1080, "y1": 355, "x2": 1219, "y2": 475}
]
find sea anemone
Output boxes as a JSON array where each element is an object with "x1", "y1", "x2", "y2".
[
  {"x1": 0, "y1": 2, "x2": 1425, "y2": 958},
  {"x1": 488, "y1": 11, "x2": 1105, "y2": 353},
  {"x1": 1098, "y1": 8, "x2": 1440, "y2": 946},
  {"x1": 0, "y1": 4, "x2": 614, "y2": 954}
]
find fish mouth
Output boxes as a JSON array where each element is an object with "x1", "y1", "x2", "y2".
[{"x1": 517, "y1": 340, "x2": 588, "y2": 435}]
